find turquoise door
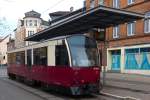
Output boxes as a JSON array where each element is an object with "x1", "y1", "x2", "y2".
[{"x1": 111, "y1": 54, "x2": 121, "y2": 70}]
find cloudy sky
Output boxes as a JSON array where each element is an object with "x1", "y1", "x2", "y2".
[{"x1": 0, "y1": 0, "x2": 84, "y2": 37}]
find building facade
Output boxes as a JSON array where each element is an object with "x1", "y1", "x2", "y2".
[
  {"x1": 14, "y1": 10, "x2": 49, "y2": 48},
  {"x1": 85, "y1": 0, "x2": 150, "y2": 75},
  {"x1": 0, "y1": 35, "x2": 10, "y2": 66}
]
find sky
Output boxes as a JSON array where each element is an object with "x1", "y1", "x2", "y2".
[{"x1": 0, "y1": 0, "x2": 84, "y2": 37}]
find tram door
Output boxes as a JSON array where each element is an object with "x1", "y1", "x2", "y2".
[{"x1": 27, "y1": 49, "x2": 32, "y2": 68}]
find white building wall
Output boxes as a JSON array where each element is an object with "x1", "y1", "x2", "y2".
[
  {"x1": 0, "y1": 35, "x2": 10, "y2": 65},
  {"x1": 23, "y1": 17, "x2": 43, "y2": 46},
  {"x1": 24, "y1": 17, "x2": 42, "y2": 29},
  {"x1": 24, "y1": 17, "x2": 42, "y2": 37}
]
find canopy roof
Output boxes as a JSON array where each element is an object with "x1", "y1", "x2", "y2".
[{"x1": 26, "y1": 6, "x2": 144, "y2": 41}]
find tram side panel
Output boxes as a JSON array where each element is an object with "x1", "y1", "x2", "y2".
[
  {"x1": 7, "y1": 35, "x2": 101, "y2": 95},
  {"x1": 7, "y1": 51, "x2": 27, "y2": 78}
]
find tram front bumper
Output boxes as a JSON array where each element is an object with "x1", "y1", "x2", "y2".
[{"x1": 70, "y1": 83, "x2": 99, "y2": 95}]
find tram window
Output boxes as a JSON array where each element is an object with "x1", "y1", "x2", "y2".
[
  {"x1": 8, "y1": 53, "x2": 16, "y2": 64},
  {"x1": 16, "y1": 51, "x2": 25, "y2": 65},
  {"x1": 55, "y1": 45, "x2": 69, "y2": 66},
  {"x1": 7, "y1": 54, "x2": 11, "y2": 64},
  {"x1": 33, "y1": 48, "x2": 40, "y2": 65},
  {"x1": 16, "y1": 53, "x2": 20, "y2": 64},
  {"x1": 33, "y1": 47, "x2": 47, "y2": 66},
  {"x1": 7, "y1": 53, "x2": 11, "y2": 64},
  {"x1": 27, "y1": 49, "x2": 32, "y2": 67},
  {"x1": 40, "y1": 47, "x2": 47, "y2": 65}
]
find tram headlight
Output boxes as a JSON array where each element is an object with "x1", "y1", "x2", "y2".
[
  {"x1": 95, "y1": 70, "x2": 99, "y2": 75},
  {"x1": 81, "y1": 79, "x2": 85, "y2": 84},
  {"x1": 93, "y1": 67, "x2": 99, "y2": 75},
  {"x1": 74, "y1": 71, "x2": 78, "y2": 75}
]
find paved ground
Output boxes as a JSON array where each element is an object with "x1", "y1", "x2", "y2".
[
  {"x1": 105, "y1": 72, "x2": 150, "y2": 84},
  {"x1": 0, "y1": 78, "x2": 117, "y2": 100},
  {"x1": 104, "y1": 72, "x2": 150, "y2": 92},
  {"x1": 0, "y1": 78, "x2": 44, "y2": 100},
  {"x1": 102, "y1": 72, "x2": 150, "y2": 100},
  {"x1": 0, "y1": 67, "x2": 7, "y2": 77}
]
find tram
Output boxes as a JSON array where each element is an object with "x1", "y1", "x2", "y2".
[{"x1": 7, "y1": 34, "x2": 101, "y2": 95}]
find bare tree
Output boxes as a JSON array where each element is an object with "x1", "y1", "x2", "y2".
[{"x1": 0, "y1": 17, "x2": 10, "y2": 36}]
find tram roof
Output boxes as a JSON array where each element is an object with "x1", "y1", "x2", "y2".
[{"x1": 26, "y1": 6, "x2": 144, "y2": 41}]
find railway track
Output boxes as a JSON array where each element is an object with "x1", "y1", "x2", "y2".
[{"x1": 0, "y1": 77, "x2": 140, "y2": 100}]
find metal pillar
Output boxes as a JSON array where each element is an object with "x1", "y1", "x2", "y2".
[{"x1": 102, "y1": 66, "x2": 106, "y2": 86}]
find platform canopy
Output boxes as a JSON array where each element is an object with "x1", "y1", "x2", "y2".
[{"x1": 26, "y1": 6, "x2": 144, "y2": 41}]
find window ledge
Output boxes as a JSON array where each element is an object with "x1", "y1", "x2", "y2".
[
  {"x1": 127, "y1": 34, "x2": 135, "y2": 37},
  {"x1": 127, "y1": 3, "x2": 134, "y2": 6},
  {"x1": 113, "y1": 37, "x2": 119, "y2": 38},
  {"x1": 145, "y1": 32, "x2": 150, "y2": 34},
  {"x1": 108, "y1": 33, "x2": 150, "y2": 42}
]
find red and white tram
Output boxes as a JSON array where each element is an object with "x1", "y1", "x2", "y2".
[{"x1": 7, "y1": 35, "x2": 101, "y2": 95}]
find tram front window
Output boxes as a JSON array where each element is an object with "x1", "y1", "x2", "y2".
[{"x1": 67, "y1": 35, "x2": 99, "y2": 67}]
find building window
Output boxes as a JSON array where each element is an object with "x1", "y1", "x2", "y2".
[
  {"x1": 26, "y1": 20, "x2": 28, "y2": 26},
  {"x1": 3, "y1": 56, "x2": 5, "y2": 60},
  {"x1": 144, "y1": 12, "x2": 150, "y2": 33},
  {"x1": 113, "y1": 0, "x2": 120, "y2": 8},
  {"x1": 90, "y1": 0, "x2": 95, "y2": 9},
  {"x1": 98, "y1": 0, "x2": 104, "y2": 5},
  {"x1": 128, "y1": 0, "x2": 134, "y2": 5},
  {"x1": 113, "y1": 25, "x2": 119, "y2": 38},
  {"x1": 29, "y1": 20, "x2": 32, "y2": 26},
  {"x1": 34, "y1": 20, "x2": 37, "y2": 26},
  {"x1": 127, "y1": 22, "x2": 135, "y2": 36},
  {"x1": 28, "y1": 31, "x2": 34, "y2": 36},
  {"x1": 94, "y1": 29, "x2": 105, "y2": 41},
  {"x1": 125, "y1": 47, "x2": 150, "y2": 70},
  {"x1": 28, "y1": 31, "x2": 30, "y2": 36}
]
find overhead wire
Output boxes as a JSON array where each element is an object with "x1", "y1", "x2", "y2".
[{"x1": 41, "y1": 0, "x2": 66, "y2": 14}]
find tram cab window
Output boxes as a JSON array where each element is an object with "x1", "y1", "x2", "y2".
[
  {"x1": 55, "y1": 45, "x2": 69, "y2": 66},
  {"x1": 67, "y1": 35, "x2": 99, "y2": 67},
  {"x1": 27, "y1": 49, "x2": 32, "y2": 67},
  {"x1": 33, "y1": 47, "x2": 47, "y2": 66}
]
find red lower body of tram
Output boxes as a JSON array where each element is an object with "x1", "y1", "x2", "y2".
[{"x1": 7, "y1": 64, "x2": 100, "y2": 95}]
